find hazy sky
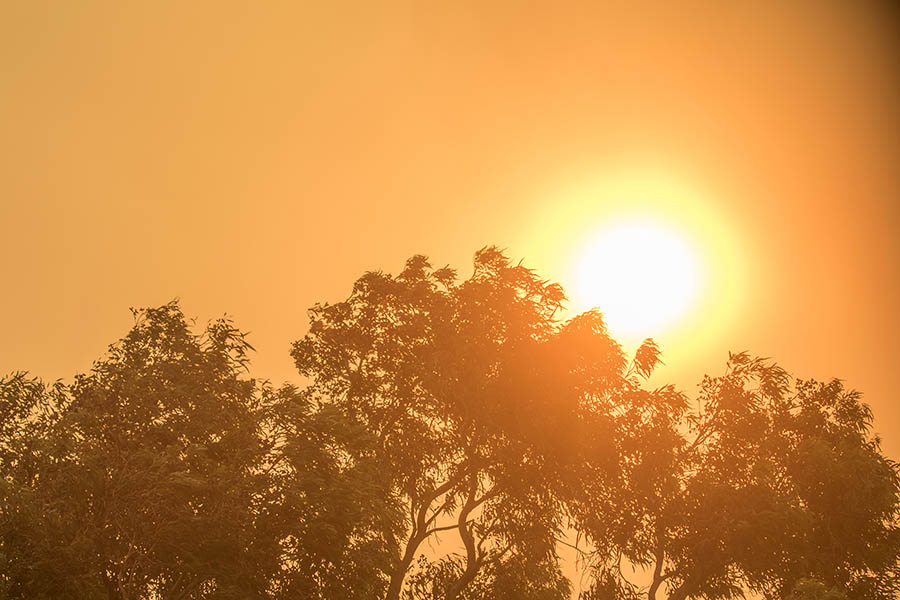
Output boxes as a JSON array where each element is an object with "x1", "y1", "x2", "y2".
[{"x1": 2, "y1": 2, "x2": 899, "y2": 455}]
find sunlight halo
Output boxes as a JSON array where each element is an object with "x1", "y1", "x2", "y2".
[
  {"x1": 515, "y1": 168, "x2": 747, "y2": 359},
  {"x1": 572, "y1": 218, "x2": 703, "y2": 343}
]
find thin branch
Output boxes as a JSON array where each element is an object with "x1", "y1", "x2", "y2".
[{"x1": 422, "y1": 523, "x2": 460, "y2": 537}]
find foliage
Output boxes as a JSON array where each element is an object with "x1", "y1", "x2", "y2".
[
  {"x1": 260, "y1": 385, "x2": 403, "y2": 599},
  {"x1": 576, "y1": 352, "x2": 900, "y2": 600},
  {"x1": 786, "y1": 578, "x2": 848, "y2": 600},
  {"x1": 404, "y1": 552, "x2": 571, "y2": 600},
  {"x1": 1, "y1": 249, "x2": 898, "y2": 600},
  {"x1": 1, "y1": 303, "x2": 277, "y2": 599},
  {"x1": 290, "y1": 247, "x2": 640, "y2": 599}
]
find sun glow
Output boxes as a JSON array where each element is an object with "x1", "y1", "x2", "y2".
[
  {"x1": 517, "y1": 168, "x2": 747, "y2": 356},
  {"x1": 572, "y1": 218, "x2": 703, "y2": 342}
]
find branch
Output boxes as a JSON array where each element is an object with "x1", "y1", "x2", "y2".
[
  {"x1": 415, "y1": 474, "x2": 463, "y2": 535},
  {"x1": 471, "y1": 485, "x2": 501, "y2": 511},
  {"x1": 482, "y1": 539, "x2": 515, "y2": 567},
  {"x1": 424, "y1": 493, "x2": 455, "y2": 529},
  {"x1": 422, "y1": 523, "x2": 460, "y2": 538},
  {"x1": 555, "y1": 535, "x2": 594, "y2": 559},
  {"x1": 445, "y1": 477, "x2": 480, "y2": 600}
]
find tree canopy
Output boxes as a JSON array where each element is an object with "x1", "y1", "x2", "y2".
[{"x1": 1, "y1": 248, "x2": 897, "y2": 600}]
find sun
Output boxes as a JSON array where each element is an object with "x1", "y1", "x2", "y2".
[
  {"x1": 517, "y1": 169, "x2": 746, "y2": 358},
  {"x1": 571, "y1": 217, "x2": 704, "y2": 343}
]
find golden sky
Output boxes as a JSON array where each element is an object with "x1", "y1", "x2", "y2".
[{"x1": 2, "y1": 1, "x2": 899, "y2": 455}]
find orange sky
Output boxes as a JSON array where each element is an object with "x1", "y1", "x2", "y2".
[{"x1": 2, "y1": 1, "x2": 899, "y2": 456}]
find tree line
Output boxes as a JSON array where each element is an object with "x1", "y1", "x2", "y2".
[{"x1": 2, "y1": 248, "x2": 898, "y2": 600}]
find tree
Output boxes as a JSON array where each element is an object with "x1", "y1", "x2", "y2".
[
  {"x1": 0, "y1": 303, "x2": 280, "y2": 599},
  {"x1": 2, "y1": 248, "x2": 898, "y2": 600},
  {"x1": 577, "y1": 352, "x2": 900, "y2": 600},
  {"x1": 259, "y1": 383, "x2": 404, "y2": 600},
  {"x1": 0, "y1": 302, "x2": 411, "y2": 600},
  {"x1": 290, "y1": 247, "x2": 662, "y2": 600},
  {"x1": 0, "y1": 372, "x2": 69, "y2": 599},
  {"x1": 403, "y1": 551, "x2": 571, "y2": 600}
]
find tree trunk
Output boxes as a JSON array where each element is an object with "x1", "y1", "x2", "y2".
[
  {"x1": 648, "y1": 579, "x2": 661, "y2": 600},
  {"x1": 647, "y1": 539, "x2": 666, "y2": 600},
  {"x1": 385, "y1": 551, "x2": 417, "y2": 600},
  {"x1": 385, "y1": 477, "x2": 461, "y2": 600},
  {"x1": 445, "y1": 478, "x2": 479, "y2": 600}
]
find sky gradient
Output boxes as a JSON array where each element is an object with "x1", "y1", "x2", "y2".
[{"x1": 2, "y1": 1, "x2": 899, "y2": 455}]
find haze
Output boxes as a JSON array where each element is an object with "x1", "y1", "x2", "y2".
[{"x1": 1, "y1": 1, "x2": 898, "y2": 457}]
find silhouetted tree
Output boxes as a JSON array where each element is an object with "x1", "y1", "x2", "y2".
[
  {"x1": 0, "y1": 372, "x2": 69, "y2": 598},
  {"x1": 404, "y1": 551, "x2": 571, "y2": 600},
  {"x1": 1, "y1": 249, "x2": 898, "y2": 600},
  {"x1": 0, "y1": 303, "x2": 279, "y2": 599},
  {"x1": 259, "y1": 383, "x2": 403, "y2": 599},
  {"x1": 290, "y1": 247, "x2": 663, "y2": 600},
  {"x1": 577, "y1": 353, "x2": 900, "y2": 600}
]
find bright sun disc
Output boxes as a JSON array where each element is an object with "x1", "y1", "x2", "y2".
[{"x1": 573, "y1": 218, "x2": 703, "y2": 342}]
